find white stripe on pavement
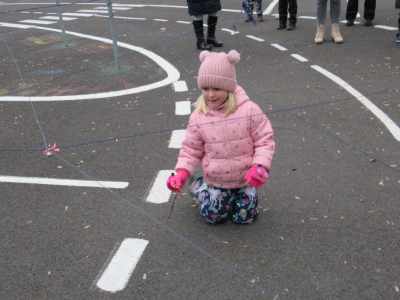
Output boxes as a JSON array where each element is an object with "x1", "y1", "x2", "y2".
[
  {"x1": 77, "y1": 10, "x2": 110, "y2": 13},
  {"x1": 311, "y1": 65, "x2": 400, "y2": 142},
  {"x1": 94, "y1": 15, "x2": 146, "y2": 20},
  {"x1": 62, "y1": 12, "x2": 95, "y2": 17},
  {"x1": 19, "y1": 19, "x2": 57, "y2": 25},
  {"x1": 374, "y1": 25, "x2": 398, "y2": 31},
  {"x1": 271, "y1": 43, "x2": 287, "y2": 51},
  {"x1": 264, "y1": 0, "x2": 279, "y2": 15},
  {"x1": 291, "y1": 54, "x2": 308, "y2": 62},
  {"x1": 96, "y1": 238, "x2": 149, "y2": 292},
  {"x1": 172, "y1": 81, "x2": 188, "y2": 92},
  {"x1": 177, "y1": 21, "x2": 191, "y2": 24},
  {"x1": 298, "y1": 16, "x2": 316, "y2": 19},
  {"x1": 175, "y1": 101, "x2": 191, "y2": 115},
  {"x1": 246, "y1": 35, "x2": 264, "y2": 42},
  {"x1": 40, "y1": 16, "x2": 77, "y2": 21},
  {"x1": 146, "y1": 170, "x2": 175, "y2": 203},
  {"x1": 169, "y1": 130, "x2": 186, "y2": 149},
  {"x1": 0, "y1": 175, "x2": 129, "y2": 189}
]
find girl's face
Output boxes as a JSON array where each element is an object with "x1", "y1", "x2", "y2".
[{"x1": 201, "y1": 87, "x2": 229, "y2": 109}]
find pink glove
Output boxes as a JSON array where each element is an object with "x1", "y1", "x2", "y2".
[
  {"x1": 166, "y1": 169, "x2": 190, "y2": 193},
  {"x1": 244, "y1": 165, "x2": 269, "y2": 188}
]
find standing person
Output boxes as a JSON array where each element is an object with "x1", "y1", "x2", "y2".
[
  {"x1": 315, "y1": 0, "x2": 343, "y2": 44},
  {"x1": 277, "y1": 0, "x2": 298, "y2": 30},
  {"x1": 167, "y1": 50, "x2": 275, "y2": 224},
  {"x1": 396, "y1": 0, "x2": 400, "y2": 43},
  {"x1": 345, "y1": 0, "x2": 376, "y2": 26},
  {"x1": 245, "y1": 0, "x2": 264, "y2": 22},
  {"x1": 187, "y1": 0, "x2": 223, "y2": 50}
]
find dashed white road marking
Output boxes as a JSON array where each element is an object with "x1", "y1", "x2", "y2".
[
  {"x1": 40, "y1": 16, "x2": 77, "y2": 21},
  {"x1": 96, "y1": 238, "x2": 149, "y2": 293},
  {"x1": 0, "y1": 175, "x2": 129, "y2": 189},
  {"x1": 311, "y1": 65, "x2": 400, "y2": 142},
  {"x1": 374, "y1": 25, "x2": 398, "y2": 31},
  {"x1": 94, "y1": 6, "x2": 131, "y2": 10},
  {"x1": 221, "y1": 28, "x2": 239, "y2": 34},
  {"x1": 291, "y1": 54, "x2": 308, "y2": 62},
  {"x1": 169, "y1": 130, "x2": 186, "y2": 149},
  {"x1": 175, "y1": 101, "x2": 191, "y2": 115},
  {"x1": 77, "y1": 9, "x2": 110, "y2": 14},
  {"x1": 246, "y1": 35, "x2": 264, "y2": 42},
  {"x1": 264, "y1": 0, "x2": 279, "y2": 15},
  {"x1": 19, "y1": 19, "x2": 57, "y2": 25},
  {"x1": 340, "y1": 20, "x2": 361, "y2": 24},
  {"x1": 271, "y1": 43, "x2": 287, "y2": 51},
  {"x1": 95, "y1": 15, "x2": 146, "y2": 20},
  {"x1": 0, "y1": 23, "x2": 180, "y2": 101},
  {"x1": 62, "y1": 12, "x2": 95, "y2": 17},
  {"x1": 172, "y1": 81, "x2": 188, "y2": 92},
  {"x1": 154, "y1": 19, "x2": 168, "y2": 22},
  {"x1": 177, "y1": 21, "x2": 191, "y2": 24},
  {"x1": 298, "y1": 16, "x2": 316, "y2": 20},
  {"x1": 146, "y1": 170, "x2": 175, "y2": 203}
]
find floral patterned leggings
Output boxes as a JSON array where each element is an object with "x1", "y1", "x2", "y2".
[{"x1": 190, "y1": 177, "x2": 259, "y2": 224}]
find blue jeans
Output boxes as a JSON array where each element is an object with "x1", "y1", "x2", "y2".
[
  {"x1": 190, "y1": 177, "x2": 259, "y2": 224},
  {"x1": 316, "y1": 0, "x2": 341, "y2": 25}
]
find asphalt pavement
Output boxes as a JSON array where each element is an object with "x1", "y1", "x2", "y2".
[{"x1": 1, "y1": 0, "x2": 399, "y2": 299}]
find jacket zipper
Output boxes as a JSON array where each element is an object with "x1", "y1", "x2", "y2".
[{"x1": 221, "y1": 112, "x2": 236, "y2": 184}]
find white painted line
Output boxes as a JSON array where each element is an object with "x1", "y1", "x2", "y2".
[
  {"x1": 271, "y1": 43, "x2": 287, "y2": 51},
  {"x1": 77, "y1": 9, "x2": 109, "y2": 13},
  {"x1": 62, "y1": 12, "x2": 95, "y2": 17},
  {"x1": 175, "y1": 101, "x2": 191, "y2": 115},
  {"x1": 177, "y1": 21, "x2": 191, "y2": 24},
  {"x1": 154, "y1": 19, "x2": 168, "y2": 22},
  {"x1": 19, "y1": 19, "x2": 57, "y2": 25},
  {"x1": 311, "y1": 65, "x2": 400, "y2": 142},
  {"x1": 33, "y1": 12, "x2": 43, "y2": 14},
  {"x1": 0, "y1": 22, "x2": 32, "y2": 28},
  {"x1": 169, "y1": 130, "x2": 186, "y2": 149},
  {"x1": 291, "y1": 54, "x2": 308, "y2": 62},
  {"x1": 374, "y1": 25, "x2": 398, "y2": 31},
  {"x1": 40, "y1": 16, "x2": 77, "y2": 21},
  {"x1": 246, "y1": 35, "x2": 264, "y2": 42},
  {"x1": 96, "y1": 238, "x2": 149, "y2": 293},
  {"x1": 94, "y1": 6, "x2": 131, "y2": 10},
  {"x1": 0, "y1": 175, "x2": 129, "y2": 189},
  {"x1": 340, "y1": 20, "x2": 361, "y2": 24},
  {"x1": 298, "y1": 16, "x2": 317, "y2": 20},
  {"x1": 221, "y1": 28, "x2": 239, "y2": 34},
  {"x1": 172, "y1": 81, "x2": 188, "y2": 92},
  {"x1": 47, "y1": 12, "x2": 57, "y2": 15},
  {"x1": 146, "y1": 170, "x2": 175, "y2": 203},
  {"x1": 20, "y1": 11, "x2": 30, "y2": 13},
  {"x1": 0, "y1": 23, "x2": 180, "y2": 101},
  {"x1": 94, "y1": 15, "x2": 146, "y2": 20},
  {"x1": 264, "y1": 0, "x2": 279, "y2": 15}
]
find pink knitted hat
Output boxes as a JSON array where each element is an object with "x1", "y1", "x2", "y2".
[{"x1": 197, "y1": 50, "x2": 240, "y2": 92}]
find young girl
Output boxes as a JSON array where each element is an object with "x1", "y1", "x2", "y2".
[{"x1": 167, "y1": 50, "x2": 275, "y2": 224}]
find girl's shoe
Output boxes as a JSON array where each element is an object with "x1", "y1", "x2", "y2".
[
  {"x1": 315, "y1": 24, "x2": 325, "y2": 44},
  {"x1": 287, "y1": 23, "x2": 296, "y2": 30}
]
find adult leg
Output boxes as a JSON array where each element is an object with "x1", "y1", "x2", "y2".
[
  {"x1": 363, "y1": 0, "x2": 376, "y2": 22},
  {"x1": 288, "y1": 0, "x2": 298, "y2": 28},
  {"x1": 330, "y1": 0, "x2": 343, "y2": 43},
  {"x1": 277, "y1": 0, "x2": 288, "y2": 29},
  {"x1": 315, "y1": 0, "x2": 327, "y2": 43},
  {"x1": 192, "y1": 14, "x2": 211, "y2": 50},
  {"x1": 397, "y1": 13, "x2": 400, "y2": 44},
  {"x1": 230, "y1": 187, "x2": 259, "y2": 224},
  {"x1": 346, "y1": 0, "x2": 358, "y2": 22},
  {"x1": 206, "y1": 12, "x2": 223, "y2": 47}
]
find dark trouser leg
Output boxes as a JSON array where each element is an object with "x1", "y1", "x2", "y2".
[
  {"x1": 192, "y1": 19, "x2": 211, "y2": 50},
  {"x1": 230, "y1": 187, "x2": 259, "y2": 224},
  {"x1": 278, "y1": 0, "x2": 288, "y2": 24},
  {"x1": 288, "y1": 0, "x2": 298, "y2": 24},
  {"x1": 364, "y1": 0, "x2": 376, "y2": 20},
  {"x1": 346, "y1": 0, "x2": 358, "y2": 21},
  {"x1": 206, "y1": 15, "x2": 223, "y2": 47}
]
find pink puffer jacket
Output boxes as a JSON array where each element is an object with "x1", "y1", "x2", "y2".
[{"x1": 175, "y1": 85, "x2": 275, "y2": 189}]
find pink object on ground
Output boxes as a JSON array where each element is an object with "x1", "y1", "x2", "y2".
[{"x1": 244, "y1": 166, "x2": 268, "y2": 188}]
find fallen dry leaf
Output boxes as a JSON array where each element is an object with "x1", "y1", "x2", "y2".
[
  {"x1": 143, "y1": 274, "x2": 147, "y2": 279},
  {"x1": 221, "y1": 241, "x2": 228, "y2": 244},
  {"x1": 370, "y1": 159, "x2": 376, "y2": 162},
  {"x1": 379, "y1": 181, "x2": 384, "y2": 186},
  {"x1": 370, "y1": 70, "x2": 376, "y2": 73},
  {"x1": 137, "y1": 123, "x2": 142, "y2": 126},
  {"x1": 395, "y1": 286, "x2": 399, "y2": 292},
  {"x1": 396, "y1": 66, "x2": 400, "y2": 69},
  {"x1": 311, "y1": 218, "x2": 318, "y2": 221},
  {"x1": 384, "y1": 57, "x2": 391, "y2": 60}
]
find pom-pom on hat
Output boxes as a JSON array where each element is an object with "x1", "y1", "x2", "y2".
[{"x1": 197, "y1": 50, "x2": 240, "y2": 93}]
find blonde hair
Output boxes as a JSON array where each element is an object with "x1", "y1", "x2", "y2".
[{"x1": 193, "y1": 91, "x2": 237, "y2": 117}]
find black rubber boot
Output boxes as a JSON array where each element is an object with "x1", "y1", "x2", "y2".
[
  {"x1": 193, "y1": 19, "x2": 211, "y2": 50},
  {"x1": 206, "y1": 16, "x2": 223, "y2": 47}
]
